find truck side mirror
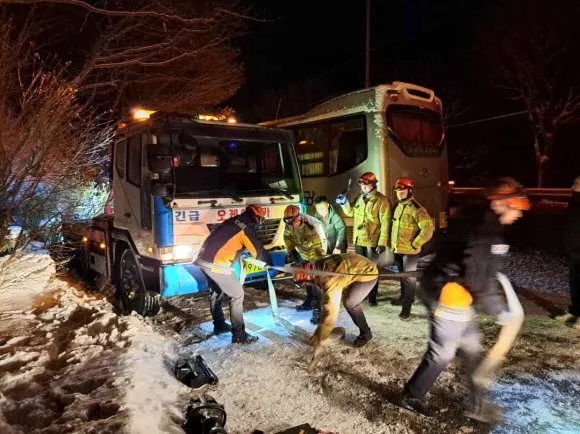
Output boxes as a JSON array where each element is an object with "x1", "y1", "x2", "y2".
[{"x1": 147, "y1": 144, "x2": 172, "y2": 174}]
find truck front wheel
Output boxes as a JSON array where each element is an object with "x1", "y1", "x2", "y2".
[{"x1": 118, "y1": 249, "x2": 160, "y2": 317}]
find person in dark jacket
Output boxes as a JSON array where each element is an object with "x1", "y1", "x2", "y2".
[
  {"x1": 400, "y1": 177, "x2": 530, "y2": 422},
  {"x1": 314, "y1": 195, "x2": 347, "y2": 254},
  {"x1": 196, "y1": 204, "x2": 270, "y2": 344},
  {"x1": 555, "y1": 176, "x2": 580, "y2": 329}
]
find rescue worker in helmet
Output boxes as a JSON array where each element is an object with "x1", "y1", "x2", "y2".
[
  {"x1": 195, "y1": 204, "x2": 270, "y2": 345},
  {"x1": 400, "y1": 177, "x2": 530, "y2": 422},
  {"x1": 336, "y1": 171, "x2": 391, "y2": 305},
  {"x1": 390, "y1": 177, "x2": 434, "y2": 320},
  {"x1": 314, "y1": 195, "x2": 347, "y2": 254},
  {"x1": 307, "y1": 253, "x2": 379, "y2": 348},
  {"x1": 283, "y1": 205, "x2": 328, "y2": 322}
]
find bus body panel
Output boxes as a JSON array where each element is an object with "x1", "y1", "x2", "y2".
[{"x1": 261, "y1": 82, "x2": 449, "y2": 247}]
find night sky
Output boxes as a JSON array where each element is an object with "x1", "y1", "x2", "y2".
[{"x1": 228, "y1": 0, "x2": 580, "y2": 187}]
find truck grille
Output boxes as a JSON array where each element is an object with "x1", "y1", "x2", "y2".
[
  {"x1": 257, "y1": 218, "x2": 281, "y2": 245},
  {"x1": 207, "y1": 218, "x2": 281, "y2": 245}
]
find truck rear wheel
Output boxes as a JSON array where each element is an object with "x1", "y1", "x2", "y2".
[{"x1": 118, "y1": 249, "x2": 160, "y2": 317}]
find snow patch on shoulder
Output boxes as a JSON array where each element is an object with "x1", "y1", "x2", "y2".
[
  {"x1": 0, "y1": 252, "x2": 56, "y2": 311},
  {"x1": 123, "y1": 316, "x2": 186, "y2": 434}
]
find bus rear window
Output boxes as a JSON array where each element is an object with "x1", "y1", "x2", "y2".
[{"x1": 386, "y1": 105, "x2": 444, "y2": 157}]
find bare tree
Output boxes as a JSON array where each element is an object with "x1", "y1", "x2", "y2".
[
  {"x1": 483, "y1": 0, "x2": 580, "y2": 186},
  {"x1": 1, "y1": 0, "x2": 251, "y2": 115},
  {"x1": 0, "y1": 20, "x2": 111, "y2": 274}
]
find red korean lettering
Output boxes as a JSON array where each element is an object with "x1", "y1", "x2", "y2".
[{"x1": 217, "y1": 209, "x2": 226, "y2": 222}]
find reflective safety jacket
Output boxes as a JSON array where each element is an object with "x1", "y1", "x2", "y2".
[
  {"x1": 283, "y1": 214, "x2": 328, "y2": 261},
  {"x1": 340, "y1": 190, "x2": 391, "y2": 248},
  {"x1": 315, "y1": 205, "x2": 347, "y2": 253},
  {"x1": 196, "y1": 211, "x2": 270, "y2": 274},
  {"x1": 312, "y1": 253, "x2": 378, "y2": 342},
  {"x1": 390, "y1": 198, "x2": 434, "y2": 255}
]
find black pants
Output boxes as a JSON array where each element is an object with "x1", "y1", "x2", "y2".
[
  {"x1": 303, "y1": 284, "x2": 323, "y2": 311},
  {"x1": 570, "y1": 253, "x2": 580, "y2": 317},
  {"x1": 355, "y1": 246, "x2": 379, "y2": 302},
  {"x1": 201, "y1": 269, "x2": 246, "y2": 336},
  {"x1": 344, "y1": 278, "x2": 378, "y2": 335},
  {"x1": 394, "y1": 253, "x2": 419, "y2": 310},
  {"x1": 403, "y1": 314, "x2": 482, "y2": 401}
]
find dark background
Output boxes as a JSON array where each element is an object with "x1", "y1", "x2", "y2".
[{"x1": 228, "y1": 0, "x2": 580, "y2": 187}]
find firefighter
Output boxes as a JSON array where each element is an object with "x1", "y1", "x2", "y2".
[
  {"x1": 314, "y1": 195, "x2": 347, "y2": 254},
  {"x1": 195, "y1": 204, "x2": 270, "y2": 345},
  {"x1": 400, "y1": 177, "x2": 530, "y2": 421},
  {"x1": 336, "y1": 171, "x2": 391, "y2": 305},
  {"x1": 283, "y1": 205, "x2": 328, "y2": 322},
  {"x1": 390, "y1": 177, "x2": 434, "y2": 320},
  {"x1": 306, "y1": 253, "x2": 379, "y2": 348}
]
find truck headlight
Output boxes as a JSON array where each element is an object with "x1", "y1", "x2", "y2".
[
  {"x1": 173, "y1": 245, "x2": 194, "y2": 260},
  {"x1": 157, "y1": 245, "x2": 198, "y2": 261}
]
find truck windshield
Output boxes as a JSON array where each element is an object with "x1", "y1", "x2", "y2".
[{"x1": 172, "y1": 141, "x2": 301, "y2": 198}]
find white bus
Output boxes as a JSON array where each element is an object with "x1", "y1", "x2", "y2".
[{"x1": 261, "y1": 81, "x2": 448, "y2": 251}]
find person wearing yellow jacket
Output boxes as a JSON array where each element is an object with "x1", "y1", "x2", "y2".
[
  {"x1": 283, "y1": 205, "x2": 328, "y2": 320},
  {"x1": 336, "y1": 172, "x2": 391, "y2": 306},
  {"x1": 390, "y1": 177, "x2": 434, "y2": 320},
  {"x1": 307, "y1": 253, "x2": 379, "y2": 348}
]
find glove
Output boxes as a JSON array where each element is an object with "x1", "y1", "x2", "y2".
[
  {"x1": 336, "y1": 194, "x2": 347, "y2": 205},
  {"x1": 375, "y1": 245, "x2": 386, "y2": 255},
  {"x1": 496, "y1": 310, "x2": 514, "y2": 326},
  {"x1": 286, "y1": 249, "x2": 300, "y2": 264}
]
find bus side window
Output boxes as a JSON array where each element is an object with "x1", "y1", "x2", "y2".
[
  {"x1": 329, "y1": 116, "x2": 367, "y2": 175},
  {"x1": 294, "y1": 124, "x2": 328, "y2": 177}
]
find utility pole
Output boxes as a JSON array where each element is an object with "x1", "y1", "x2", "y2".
[{"x1": 365, "y1": 0, "x2": 371, "y2": 87}]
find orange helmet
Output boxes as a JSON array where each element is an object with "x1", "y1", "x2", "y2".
[
  {"x1": 358, "y1": 172, "x2": 378, "y2": 186},
  {"x1": 246, "y1": 204, "x2": 267, "y2": 224},
  {"x1": 485, "y1": 177, "x2": 531, "y2": 210},
  {"x1": 394, "y1": 177, "x2": 414, "y2": 190},
  {"x1": 283, "y1": 205, "x2": 301, "y2": 225}
]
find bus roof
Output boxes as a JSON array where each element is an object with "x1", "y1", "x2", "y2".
[
  {"x1": 261, "y1": 81, "x2": 442, "y2": 128},
  {"x1": 117, "y1": 112, "x2": 295, "y2": 143}
]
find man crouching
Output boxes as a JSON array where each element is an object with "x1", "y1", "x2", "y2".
[{"x1": 308, "y1": 253, "x2": 379, "y2": 350}]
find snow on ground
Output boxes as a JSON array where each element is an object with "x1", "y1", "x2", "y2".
[
  {"x1": 491, "y1": 371, "x2": 580, "y2": 434},
  {"x1": 168, "y1": 281, "x2": 580, "y2": 434},
  {"x1": 0, "y1": 252, "x2": 56, "y2": 311},
  {"x1": 0, "y1": 254, "x2": 189, "y2": 434},
  {"x1": 1, "y1": 252, "x2": 579, "y2": 434},
  {"x1": 504, "y1": 249, "x2": 570, "y2": 296}
]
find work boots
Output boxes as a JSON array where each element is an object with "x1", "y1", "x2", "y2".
[
  {"x1": 310, "y1": 309, "x2": 320, "y2": 325},
  {"x1": 232, "y1": 332, "x2": 259, "y2": 345},
  {"x1": 213, "y1": 321, "x2": 232, "y2": 335},
  {"x1": 400, "y1": 394, "x2": 431, "y2": 416},
  {"x1": 399, "y1": 306, "x2": 411, "y2": 321},
  {"x1": 295, "y1": 302, "x2": 313, "y2": 312},
  {"x1": 354, "y1": 331, "x2": 373, "y2": 347}
]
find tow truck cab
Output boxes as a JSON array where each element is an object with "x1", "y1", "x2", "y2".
[{"x1": 66, "y1": 112, "x2": 302, "y2": 316}]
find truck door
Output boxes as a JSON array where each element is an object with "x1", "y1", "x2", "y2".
[{"x1": 113, "y1": 135, "x2": 143, "y2": 240}]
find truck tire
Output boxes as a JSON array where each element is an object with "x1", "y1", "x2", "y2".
[{"x1": 118, "y1": 249, "x2": 160, "y2": 317}]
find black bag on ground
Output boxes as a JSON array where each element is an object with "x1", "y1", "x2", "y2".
[
  {"x1": 183, "y1": 396, "x2": 227, "y2": 434},
  {"x1": 175, "y1": 355, "x2": 219, "y2": 389}
]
